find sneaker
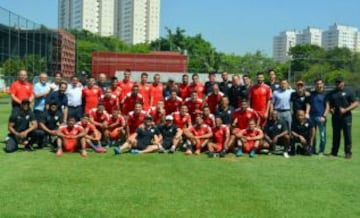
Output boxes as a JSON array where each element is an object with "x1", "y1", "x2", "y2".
[
  {"x1": 169, "y1": 146, "x2": 176, "y2": 154},
  {"x1": 158, "y1": 146, "x2": 166, "y2": 153},
  {"x1": 131, "y1": 149, "x2": 140, "y2": 154},
  {"x1": 249, "y1": 149, "x2": 256, "y2": 158},
  {"x1": 235, "y1": 148, "x2": 243, "y2": 157},
  {"x1": 185, "y1": 149, "x2": 192, "y2": 155},
  {"x1": 95, "y1": 146, "x2": 106, "y2": 153},
  {"x1": 208, "y1": 152, "x2": 217, "y2": 158},
  {"x1": 219, "y1": 150, "x2": 227, "y2": 158},
  {"x1": 80, "y1": 150, "x2": 87, "y2": 157},
  {"x1": 283, "y1": 152, "x2": 289, "y2": 159},
  {"x1": 194, "y1": 149, "x2": 201, "y2": 155},
  {"x1": 345, "y1": 153, "x2": 352, "y2": 159},
  {"x1": 56, "y1": 149, "x2": 63, "y2": 157},
  {"x1": 114, "y1": 147, "x2": 121, "y2": 155}
]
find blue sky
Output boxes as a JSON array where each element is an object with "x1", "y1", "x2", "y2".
[{"x1": 1, "y1": 0, "x2": 359, "y2": 55}]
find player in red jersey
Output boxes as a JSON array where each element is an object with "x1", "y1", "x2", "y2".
[
  {"x1": 127, "y1": 102, "x2": 147, "y2": 135},
  {"x1": 183, "y1": 91, "x2": 204, "y2": 123},
  {"x1": 234, "y1": 119, "x2": 265, "y2": 158},
  {"x1": 150, "y1": 73, "x2": 164, "y2": 107},
  {"x1": 232, "y1": 99, "x2": 260, "y2": 130},
  {"x1": 172, "y1": 105, "x2": 192, "y2": 130},
  {"x1": 208, "y1": 117, "x2": 230, "y2": 157},
  {"x1": 82, "y1": 76, "x2": 103, "y2": 114},
  {"x1": 248, "y1": 72, "x2": 272, "y2": 128},
  {"x1": 205, "y1": 84, "x2": 224, "y2": 113},
  {"x1": 120, "y1": 85, "x2": 144, "y2": 116},
  {"x1": 202, "y1": 106, "x2": 215, "y2": 128},
  {"x1": 110, "y1": 77, "x2": 122, "y2": 99},
  {"x1": 104, "y1": 108, "x2": 126, "y2": 147},
  {"x1": 138, "y1": 72, "x2": 151, "y2": 110},
  {"x1": 188, "y1": 73, "x2": 205, "y2": 99},
  {"x1": 56, "y1": 117, "x2": 87, "y2": 157},
  {"x1": 9, "y1": 70, "x2": 34, "y2": 108},
  {"x1": 78, "y1": 114, "x2": 105, "y2": 153},
  {"x1": 100, "y1": 88, "x2": 119, "y2": 114},
  {"x1": 117, "y1": 69, "x2": 135, "y2": 99},
  {"x1": 183, "y1": 116, "x2": 213, "y2": 155},
  {"x1": 148, "y1": 100, "x2": 166, "y2": 125},
  {"x1": 89, "y1": 103, "x2": 110, "y2": 136},
  {"x1": 164, "y1": 89, "x2": 183, "y2": 115},
  {"x1": 178, "y1": 74, "x2": 190, "y2": 99}
]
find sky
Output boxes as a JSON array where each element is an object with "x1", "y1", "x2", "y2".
[{"x1": 0, "y1": 0, "x2": 360, "y2": 56}]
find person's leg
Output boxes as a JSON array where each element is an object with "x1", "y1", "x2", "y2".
[
  {"x1": 79, "y1": 138, "x2": 87, "y2": 157},
  {"x1": 342, "y1": 115, "x2": 352, "y2": 157},
  {"x1": 28, "y1": 129, "x2": 45, "y2": 148},
  {"x1": 310, "y1": 117, "x2": 318, "y2": 154},
  {"x1": 318, "y1": 118, "x2": 326, "y2": 154},
  {"x1": 56, "y1": 138, "x2": 63, "y2": 156},
  {"x1": 4, "y1": 135, "x2": 18, "y2": 153},
  {"x1": 138, "y1": 145, "x2": 159, "y2": 154},
  {"x1": 331, "y1": 116, "x2": 341, "y2": 156}
]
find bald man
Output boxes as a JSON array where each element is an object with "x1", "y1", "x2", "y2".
[
  {"x1": 33, "y1": 73, "x2": 51, "y2": 120},
  {"x1": 9, "y1": 70, "x2": 34, "y2": 110},
  {"x1": 97, "y1": 73, "x2": 109, "y2": 93}
]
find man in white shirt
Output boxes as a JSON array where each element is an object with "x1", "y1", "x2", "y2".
[{"x1": 66, "y1": 76, "x2": 83, "y2": 121}]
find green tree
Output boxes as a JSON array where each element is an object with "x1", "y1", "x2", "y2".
[{"x1": 1, "y1": 57, "x2": 25, "y2": 76}]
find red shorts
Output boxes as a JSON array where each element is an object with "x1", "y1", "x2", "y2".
[
  {"x1": 214, "y1": 142, "x2": 223, "y2": 152},
  {"x1": 63, "y1": 138, "x2": 78, "y2": 152},
  {"x1": 109, "y1": 128, "x2": 124, "y2": 140},
  {"x1": 242, "y1": 140, "x2": 263, "y2": 153},
  {"x1": 257, "y1": 112, "x2": 267, "y2": 128}
]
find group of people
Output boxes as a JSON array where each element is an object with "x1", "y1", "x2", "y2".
[{"x1": 5, "y1": 68, "x2": 358, "y2": 159}]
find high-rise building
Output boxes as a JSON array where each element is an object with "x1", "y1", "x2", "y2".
[
  {"x1": 273, "y1": 31, "x2": 298, "y2": 63},
  {"x1": 115, "y1": 0, "x2": 160, "y2": 44},
  {"x1": 58, "y1": 0, "x2": 115, "y2": 37},
  {"x1": 322, "y1": 24, "x2": 360, "y2": 52},
  {"x1": 296, "y1": 27, "x2": 322, "y2": 46}
]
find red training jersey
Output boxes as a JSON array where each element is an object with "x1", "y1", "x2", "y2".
[
  {"x1": 188, "y1": 124, "x2": 212, "y2": 137},
  {"x1": 172, "y1": 111, "x2": 192, "y2": 129},
  {"x1": 148, "y1": 106, "x2": 166, "y2": 124},
  {"x1": 164, "y1": 96, "x2": 183, "y2": 115},
  {"x1": 205, "y1": 92, "x2": 224, "y2": 113},
  {"x1": 108, "y1": 115, "x2": 126, "y2": 131},
  {"x1": 248, "y1": 83, "x2": 272, "y2": 115},
  {"x1": 232, "y1": 108, "x2": 259, "y2": 130},
  {"x1": 82, "y1": 85, "x2": 103, "y2": 114},
  {"x1": 138, "y1": 82, "x2": 151, "y2": 110},
  {"x1": 150, "y1": 83, "x2": 164, "y2": 107},
  {"x1": 178, "y1": 83, "x2": 190, "y2": 100},
  {"x1": 89, "y1": 108, "x2": 110, "y2": 124},
  {"x1": 189, "y1": 83, "x2": 205, "y2": 99},
  {"x1": 203, "y1": 114, "x2": 216, "y2": 128},
  {"x1": 117, "y1": 80, "x2": 135, "y2": 99},
  {"x1": 59, "y1": 124, "x2": 84, "y2": 136},
  {"x1": 78, "y1": 122, "x2": 96, "y2": 135},
  {"x1": 184, "y1": 97, "x2": 204, "y2": 122},
  {"x1": 100, "y1": 94, "x2": 119, "y2": 114},
  {"x1": 212, "y1": 124, "x2": 230, "y2": 144},
  {"x1": 121, "y1": 93, "x2": 144, "y2": 116},
  {"x1": 127, "y1": 110, "x2": 147, "y2": 134},
  {"x1": 9, "y1": 80, "x2": 34, "y2": 103}
]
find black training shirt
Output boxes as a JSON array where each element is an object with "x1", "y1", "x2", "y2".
[
  {"x1": 136, "y1": 126, "x2": 159, "y2": 146},
  {"x1": 326, "y1": 88, "x2": 356, "y2": 117},
  {"x1": 291, "y1": 118, "x2": 313, "y2": 139},
  {"x1": 40, "y1": 110, "x2": 64, "y2": 130},
  {"x1": 264, "y1": 119, "x2": 288, "y2": 138},
  {"x1": 9, "y1": 109, "x2": 36, "y2": 132},
  {"x1": 157, "y1": 124, "x2": 178, "y2": 141}
]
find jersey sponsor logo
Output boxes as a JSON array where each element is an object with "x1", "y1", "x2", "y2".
[
  {"x1": 25, "y1": 115, "x2": 30, "y2": 120},
  {"x1": 305, "y1": 123, "x2": 309, "y2": 128},
  {"x1": 342, "y1": 92, "x2": 346, "y2": 96},
  {"x1": 277, "y1": 124, "x2": 282, "y2": 129}
]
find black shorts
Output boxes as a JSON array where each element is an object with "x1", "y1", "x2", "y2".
[
  {"x1": 162, "y1": 139, "x2": 173, "y2": 150},
  {"x1": 135, "y1": 140, "x2": 151, "y2": 150}
]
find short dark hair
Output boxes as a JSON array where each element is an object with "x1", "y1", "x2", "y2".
[
  {"x1": 141, "y1": 72, "x2": 148, "y2": 77},
  {"x1": 208, "y1": 72, "x2": 216, "y2": 76},
  {"x1": 192, "y1": 73, "x2": 199, "y2": 79},
  {"x1": 256, "y1": 72, "x2": 264, "y2": 76},
  {"x1": 182, "y1": 74, "x2": 189, "y2": 78},
  {"x1": 111, "y1": 76, "x2": 118, "y2": 82},
  {"x1": 314, "y1": 78, "x2": 323, "y2": 83},
  {"x1": 243, "y1": 74, "x2": 250, "y2": 79}
]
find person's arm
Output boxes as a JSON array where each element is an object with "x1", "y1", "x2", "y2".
[
  {"x1": 305, "y1": 102, "x2": 311, "y2": 118},
  {"x1": 340, "y1": 101, "x2": 359, "y2": 114},
  {"x1": 183, "y1": 128, "x2": 195, "y2": 139},
  {"x1": 265, "y1": 99, "x2": 271, "y2": 119},
  {"x1": 274, "y1": 130, "x2": 289, "y2": 141},
  {"x1": 39, "y1": 122, "x2": 56, "y2": 135},
  {"x1": 74, "y1": 128, "x2": 86, "y2": 139},
  {"x1": 20, "y1": 120, "x2": 38, "y2": 138},
  {"x1": 248, "y1": 129, "x2": 264, "y2": 141},
  {"x1": 175, "y1": 128, "x2": 183, "y2": 139},
  {"x1": 197, "y1": 129, "x2": 213, "y2": 139},
  {"x1": 223, "y1": 127, "x2": 230, "y2": 148},
  {"x1": 63, "y1": 107, "x2": 68, "y2": 123},
  {"x1": 309, "y1": 127, "x2": 315, "y2": 146},
  {"x1": 10, "y1": 93, "x2": 21, "y2": 105},
  {"x1": 34, "y1": 85, "x2": 50, "y2": 99},
  {"x1": 8, "y1": 122, "x2": 20, "y2": 137}
]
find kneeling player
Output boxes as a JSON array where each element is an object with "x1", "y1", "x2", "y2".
[
  {"x1": 114, "y1": 116, "x2": 160, "y2": 155},
  {"x1": 56, "y1": 117, "x2": 87, "y2": 157},
  {"x1": 207, "y1": 117, "x2": 230, "y2": 158},
  {"x1": 291, "y1": 110, "x2": 315, "y2": 156},
  {"x1": 79, "y1": 114, "x2": 105, "y2": 153},
  {"x1": 183, "y1": 116, "x2": 213, "y2": 155},
  {"x1": 263, "y1": 110, "x2": 290, "y2": 158},
  {"x1": 234, "y1": 119, "x2": 264, "y2": 158},
  {"x1": 157, "y1": 115, "x2": 183, "y2": 153}
]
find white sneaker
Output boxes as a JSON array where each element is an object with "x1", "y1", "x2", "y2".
[{"x1": 283, "y1": 152, "x2": 289, "y2": 158}]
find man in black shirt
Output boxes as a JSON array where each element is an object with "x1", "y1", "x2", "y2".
[
  {"x1": 266, "y1": 69, "x2": 280, "y2": 92},
  {"x1": 263, "y1": 110, "x2": 290, "y2": 158},
  {"x1": 326, "y1": 77, "x2": 358, "y2": 159},
  {"x1": 5, "y1": 100, "x2": 42, "y2": 152},
  {"x1": 240, "y1": 74, "x2": 252, "y2": 100},
  {"x1": 46, "y1": 81, "x2": 68, "y2": 121},
  {"x1": 290, "y1": 80, "x2": 310, "y2": 116},
  {"x1": 214, "y1": 96, "x2": 234, "y2": 125},
  {"x1": 39, "y1": 102, "x2": 64, "y2": 148},
  {"x1": 204, "y1": 72, "x2": 219, "y2": 96},
  {"x1": 219, "y1": 71, "x2": 232, "y2": 96},
  {"x1": 114, "y1": 116, "x2": 160, "y2": 155},
  {"x1": 228, "y1": 75, "x2": 242, "y2": 108},
  {"x1": 291, "y1": 110, "x2": 315, "y2": 155},
  {"x1": 158, "y1": 115, "x2": 183, "y2": 153}
]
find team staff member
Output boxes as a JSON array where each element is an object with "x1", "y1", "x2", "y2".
[
  {"x1": 56, "y1": 117, "x2": 87, "y2": 157},
  {"x1": 189, "y1": 73, "x2": 205, "y2": 99},
  {"x1": 50, "y1": 72, "x2": 62, "y2": 91},
  {"x1": 183, "y1": 116, "x2": 213, "y2": 155},
  {"x1": 240, "y1": 74, "x2": 252, "y2": 101},
  {"x1": 326, "y1": 77, "x2": 358, "y2": 159},
  {"x1": 266, "y1": 70, "x2": 280, "y2": 92},
  {"x1": 9, "y1": 70, "x2": 34, "y2": 110},
  {"x1": 164, "y1": 89, "x2": 183, "y2": 115},
  {"x1": 110, "y1": 77, "x2": 122, "y2": 99},
  {"x1": 33, "y1": 73, "x2": 51, "y2": 120},
  {"x1": 219, "y1": 71, "x2": 232, "y2": 96},
  {"x1": 306, "y1": 79, "x2": 329, "y2": 155},
  {"x1": 158, "y1": 115, "x2": 183, "y2": 153},
  {"x1": 46, "y1": 81, "x2": 68, "y2": 122},
  {"x1": 291, "y1": 110, "x2": 315, "y2": 156},
  {"x1": 263, "y1": 110, "x2": 290, "y2": 158},
  {"x1": 228, "y1": 75, "x2": 243, "y2": 108},
  {"x1": 66, "y1": 76, "x2": 83, "y2": 121},
  {"x1": 208, "y1": 117, "x2": 230, "y2": 158},
  {"x1": 248, "y1": 72, "x2": 272, "y2": 128},
  {"x1": 204, "y1": 72, "x2": 219, "y2": 96},
  {"x1": 138, "y1": 72, "x2": 151, "y2": 110},
  {"x1": 38, "y1": 102, "x2": 64, "y2": 148},
  {"x1": 214, "y1": 96, "x2": 234, "y2": 125},
  {"x1": 150, "y1": 74, "x2": 164, "y2": 107},
  {"x1": 5, "y1": 99, "x2": 40, "y2": 152},
  {"x1": 290, "y1": 80, "x2": 310, "y2": 117},
  {"x1": 114, "y1": 116, "x2": 161, "y2": 155},
  {"x1": 82, "y1": 76, "x2": 103, "y2": 114},
  {"x1": 121, "y1": 85, "x2": 144, "y2": 116},
  {"x1": 272, "y1": 79, "x2": 294, "y2": 130}
]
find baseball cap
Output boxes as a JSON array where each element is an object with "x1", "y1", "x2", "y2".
[{"x1": 165, "y1": 115, "x2": 174, "y2": 121}]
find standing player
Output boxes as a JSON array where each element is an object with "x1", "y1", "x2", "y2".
[
  {"x1": 219, "y1": 71, "x2": 232, "y2": 96},
  {"x1": 100, "y1": 88, "x2": 119, "y2": 114},
  {"x1": 234, "y1": 119, "x2": 264, "y2": 158},
  {"x1": 291, "y1": 110, "x2": 315, "y2": 156},
  {"x1": 56, "y1": 117, "x2": 87, "y2": 157},
  {"x1": 164, "y1": 89, "x2": 183, "y2": 115},
  {"x1": 290, "y1": 80, "x2": 310, "y2": 118},
  {"x1": 208, "y1": 117, "x2": 230, "y2": 158},
  {"x1": 138, "y1": 72, "x2": 151, "y2": 110},
  {"x1": 248, "y1": 72, "x2": 272, "y2": 128},
  {"x1": 110, "y1": 77, "x2": 122, "y2": 99},
  {"x1": 178, "y1": 74, "x2": 190, "y2": 100},
  {"x1": 118, "y1": 69, "x2": 135, "y2": 99},
  {"x1": 121, "y1": 85, "x2": 144, "y2": 116},
  {"x1": 204, "y1": 72, "x2": 219, "y2": 96},
  {"x1": 184, "y1": 91, "x2": 204, "y2": 123},
  {"x1": 189, "y1": 73, "x2": 205, "y2": 99},
  {"x1": 114, "y1": 116, "x2": 160, "y2": 155},
  {"x1": 183, "y1": 116, "x2": 213, "y2": 155},
  {"x1": 150, "y1": 74, "x2": 164, "y2": 107},
  {"x1": 158, "y1": 115, "x2": 183, "y2": 153},
  {"x1": 82, "y1": 77, "x2": 102, "y2": 114},
  {"x1": 228, "y1": 75, "x2": 243, "y2": 108},
  {"x1": 172, "y1": 105, "x2": 192, "y2": 130},
  {"x1": 205, "y1": 84, "x2": 224, "y2": 114}
]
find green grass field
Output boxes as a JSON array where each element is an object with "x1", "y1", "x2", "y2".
[{"x1": 0, "y1": 104, "x2": 360, "y2": 218}]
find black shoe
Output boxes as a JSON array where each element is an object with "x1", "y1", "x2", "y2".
[
  {"x1": 208, "y1": 152, "x2": 218, "y2": 158},
  {"x1": 345, "y1": 153, "x2": 352, "y2": 159},
  {"x1": 219, "y1": 150, "x2": 227, "y2": 158},
  {"x1": 24, "y1": 144, "x2": 35, "y2": 152}
]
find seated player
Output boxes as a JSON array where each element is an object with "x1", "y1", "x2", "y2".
[
  {"x1": 114, "y1": 116, "x2": 161, "y2": 155},
  {"x1": 104, "y1": 108, "x2": 126, "y2": 147},
  {"x1": 38, "y1": 102, "x2": 64, "y2": 148},
  {"x1": 100, "y1": 88, "x2": 119, "y2": 114},
  {"x1": 56, "y1": 117, "x2": 87, "y2": 157},
  {"x1": 207, "y1": 117, "x2": 230, "y2": 158},
  {"x1": 172, "y1": 105, "x2": 192, "y2": 130},
  {"x1": 263, "y1": 110, "x2": 290, "y2": 158},
  {"x1": 148, "y1": 100, "x2": 166, "y2": 125},
  {"x1": 157, "y1": 115, "x2": 183, "y2": 153},
  {"x1": 121, "y1": 85, "x2": 144, "y2": 116},
  {"x1": 202, "y1": 106, "x2": 215, "y2": 128},
  {"x1": 89, "y1": 103, "x2": 110, "y2": 137},
  {"x1": 5, "y1": 99, "x2": 41, "y2": 152},
  {"x1": 233, "y1": 119, "x2": 265, "y2": 158},
  {"x1": 183, "y1": 91, "x2": 204, "y2": 123},
  {"x1": 183, "y1": 116, "x2": 213, "y2": 155},
  {"x1": 78, "y1": 114, "x2": 105, "y2": 153},
  {"x1": 291, "y1": 110, "x2": 315, "y2": 156},
  {"x1": 164, "y1": 89, "x2": 183, "y2": 115}
]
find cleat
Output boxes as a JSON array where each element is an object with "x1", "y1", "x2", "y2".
[
  {"x1": 113, "y1": 147, "x2": 121, "y2": 155},
  {"x1": 131, "y1": 149, "x2": 140, "y2": 154},
  {"x1": 235, "y1": 148, "x2": 243, "y2": 157}
]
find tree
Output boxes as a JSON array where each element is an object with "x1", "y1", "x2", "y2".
[{"x1": 1, "y1": 57, "x2": 25, "y2": 76}]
